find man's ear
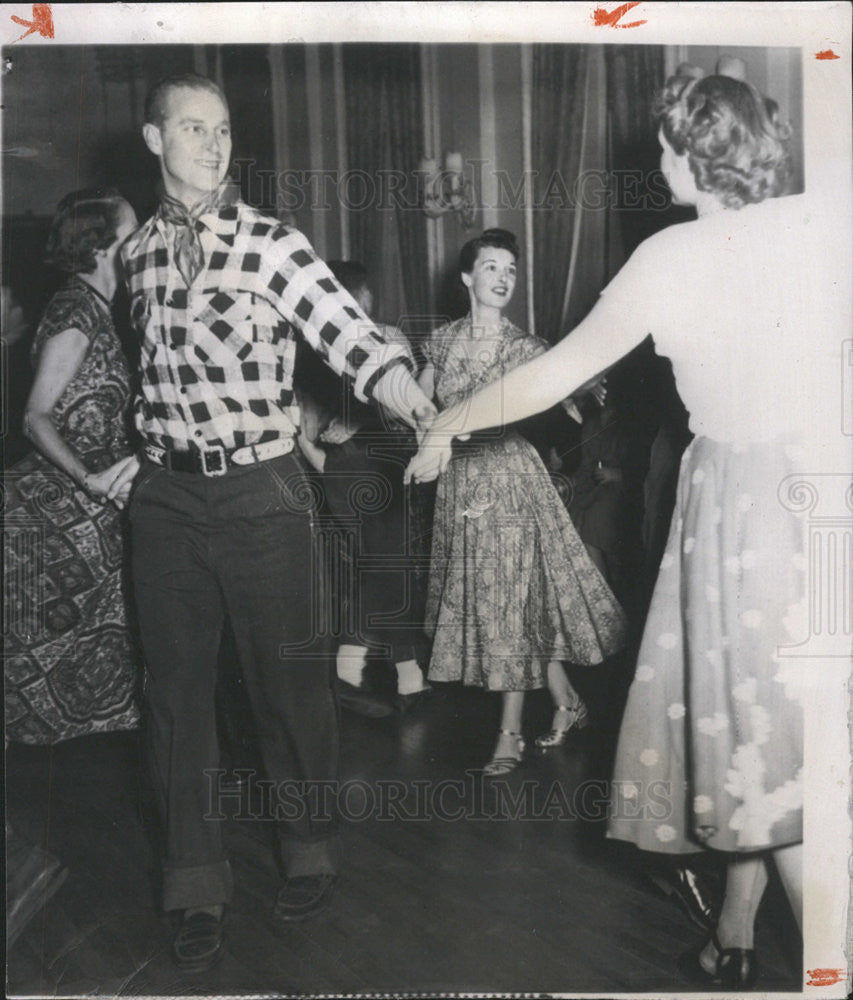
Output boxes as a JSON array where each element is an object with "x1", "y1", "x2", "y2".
[{"x1": 142, "y1": 122, "x2": 163, "y2": 157}]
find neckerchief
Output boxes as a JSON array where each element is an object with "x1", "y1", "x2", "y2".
[{"x1": 156, "y1": 180, "x2": 241, "y2": 287}]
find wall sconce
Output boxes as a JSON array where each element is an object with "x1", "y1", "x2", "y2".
[{"x1": 418, "y1": 152, "x2": 476, "y2": 229}]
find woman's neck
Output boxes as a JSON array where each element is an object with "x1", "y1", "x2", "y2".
[
  {"x1": 79, "y1": 262, "x2": 117, "y2": 303},
  {"x1": 695, "y1": 190, "x2": 728, "y2": 217},
  {"x1": 469, "y1": 300, "x2": 503, "y2": 335}
]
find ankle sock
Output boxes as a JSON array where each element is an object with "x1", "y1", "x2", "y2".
[
  {"x1": 336, "y1": 645, "x2": 367, "y2": 686},
  {"x1": 395, "y1": 659, "x2": 427, "y2": 695}
]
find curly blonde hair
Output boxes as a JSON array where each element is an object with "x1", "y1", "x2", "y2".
[{"x1": 656, "y1": 74, "x2": 792, "y2": 209}]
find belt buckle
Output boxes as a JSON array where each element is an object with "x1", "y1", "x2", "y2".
[{"x1": 201, "y1": 445, "x2": 227, "y2": 477}]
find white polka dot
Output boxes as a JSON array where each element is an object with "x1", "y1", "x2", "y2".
[
  {"x1": 705, "y1": 585, "x2": 720, "y2": 603},
  {"x1": 660, "y1": 553, "x2": 675, "y2": 570},
  {"x1": 694, "y1": 795, "x2": 714, "y2": 814},
  {"x1": 697, "y1": 713, "x2": 729, "y2": 736},
  {"x1": 733, "y1": 678, "x2": 757, "y2": 703},
  {"x1": 676, "y1": 518, "x2": 684, "y2": 532},
  {"x1": 640, "y1": 748, "x2": 660, "y2": 766},
  {"x1": 621, "y1": 782, "x2": 639, "y2": 800},
  {"x1": 741, "y1": 609, "x2": 763, "y2": 630},
  {"x1": 725, "y1": 556, "x2": 741, "y2": 575},
  {"x1": 683, "y1": 536, "x2": 696, "y2": 554},
  {"x1": 655, "y1": 824, "x2": 677, "y2": 843},
  {"x1": 667, "y1": 702, "x2": 686, "y2": 720},
  {"x1": 705, "y1": 649, "x2": 722, "y2": 668},
  {"x1": 657, "y1": 633, "x2": 678, "y2": 650},
  {"x1": 691, "y1": 468, "x2": 706, "y2": 485},
  {"x1": 635, "y1": 664, "x2": 655, "y2": 682},
  {"x1": 737, "y1": 493, "x2": 754, "y2": 512},
  {"x1": 740, "y1": 549, "x2": 758, "y2": 570}
]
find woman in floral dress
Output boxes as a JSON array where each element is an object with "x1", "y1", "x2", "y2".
[
  {"x1": 4, "y1": 188, "x2": 141, "y2": 743},
  {"x1": 419, "y1": 229, "x2": 627, "y2": 774},
  {"x1": 407, "y1": 73, "x2": 825, "y2": 988}
]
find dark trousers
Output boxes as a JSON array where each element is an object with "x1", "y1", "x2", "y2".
[
  {"x1": 130, "y1": 453, "x2": 339, "y2": 912},
  {"x1": 322, "y1": 436, "x2": 420, "y2": 664}
]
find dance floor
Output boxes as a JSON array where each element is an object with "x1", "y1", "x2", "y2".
[{"x1": 7, "y1": 679, "x2": 801, "y2": 996}]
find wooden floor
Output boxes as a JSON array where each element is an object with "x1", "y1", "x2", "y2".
[{"x1": 7, "y1": 682, "x2": 802, "y2": 996}]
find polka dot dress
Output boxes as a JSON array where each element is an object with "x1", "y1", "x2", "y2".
[{"x1": 608, "y1": 436, "x2": 805, "y2": 854}]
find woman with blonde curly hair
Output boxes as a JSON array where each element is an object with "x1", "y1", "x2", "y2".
[{"x1": 407, "y1": 67, "x2": 831, "y2": 989}]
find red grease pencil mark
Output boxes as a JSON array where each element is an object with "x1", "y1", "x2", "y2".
[
  {"x1": 9, "y1": 3, "x2": 54, "y2": 43},
  {"x1": 592, "y1": 1, "x2": 647, "y2": 28},
  {"x1": 806, "y1": 969, "x2": 846, "y2": 987},
  {"x1": 815, "y1": 49, "x2": 840, "y2": 60}
]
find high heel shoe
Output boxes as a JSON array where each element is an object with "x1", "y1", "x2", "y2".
[
  {"x1": 677, "y1": 928, "x2": 758, "y2": 990},
  {"x1": 535, "y1": 703, "x2": 589, "y2": 749},
  {"x1": 483, "y1": 729, "x2": 525, "y2": 777}
]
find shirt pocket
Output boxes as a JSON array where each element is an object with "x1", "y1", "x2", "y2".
[{"x1": 190, "y1": 288, "x2": 259, "y2": 366}]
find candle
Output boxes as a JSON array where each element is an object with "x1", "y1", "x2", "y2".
[{"x1": 445, "y1": 151, "x2": 464, "y2": 174}]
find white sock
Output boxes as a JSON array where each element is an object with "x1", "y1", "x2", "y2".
[
  {"x1": 395, "y1": 659, "x2": 427, "y2": 695},
  {"x1": 336, "y1": 645, "x2": 367, "y2": 686}
]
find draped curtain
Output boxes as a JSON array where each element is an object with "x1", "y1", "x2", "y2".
[
  {"x1": 531, "y1": 44, "x2": 665, "y2": 340},
  {"x1": 531, "y1": 45, "x2": 587, "y2": 341},
  {"x1": 604, "y1": 45, "x2": 667, "y2": 276},
  {"x1": 343, "y1": 45, "x2": 429, "y2": 331}
]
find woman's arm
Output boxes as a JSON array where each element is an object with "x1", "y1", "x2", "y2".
[
  {"x1": 405, "y1": 300, "x2": 647, "y2": 483},
  {"x1": 24, "y1": 328, "x2": 94, "y2": 489},
  {"x1": 417, "y1": 362, "x2": 435, "y2": 402},
  {"x1": 24, "y1": 328, "x2": 135, "y2": 504}
]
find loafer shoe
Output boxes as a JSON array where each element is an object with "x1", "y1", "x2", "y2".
[
  {"x1": 172, "y1": 910, "x2": 226, "y2": 973},
  {"x1": 337, "y1": 680, "x2": 394, "y2": 718},
  {"x1": 273, "y1": 873, "x2": 338, "y2": 923}
]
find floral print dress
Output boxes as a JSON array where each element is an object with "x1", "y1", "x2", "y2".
[
  {"x1": 4, "y1": 278, "x2": 141, "y2": 743},
  {"x1": 423, "y1": 315, "x2": 627, "y2": 691}
]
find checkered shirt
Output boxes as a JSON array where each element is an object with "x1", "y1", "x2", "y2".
[{"x1": 121, "y1": 200, "x2": 414, "y2": 451}]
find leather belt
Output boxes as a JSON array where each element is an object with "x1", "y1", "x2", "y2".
[{"x1": 143, "y1": 438, "x2": 294, "y2": 477}]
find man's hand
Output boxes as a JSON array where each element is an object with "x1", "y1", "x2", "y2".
[{"x1": 370, "y1": 366, "x2": 436, "y2": 435}]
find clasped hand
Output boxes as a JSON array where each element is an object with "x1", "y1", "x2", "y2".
[{"x1": 85, "y1": 455, "x2": 140, "y2": 510}]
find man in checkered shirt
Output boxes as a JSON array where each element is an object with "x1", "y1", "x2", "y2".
[{"x1": 109, "y1": 73, "x2": 436, "y2": 970}]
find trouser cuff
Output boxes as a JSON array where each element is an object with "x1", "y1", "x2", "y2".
[
  {"x1": 162, "y1": 859, "x2": 234, "y2": 912},
  {"x1": 280, "y1": 836, "x2": 339, "y2": 878}
]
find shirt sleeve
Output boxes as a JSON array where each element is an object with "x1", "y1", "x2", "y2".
[{"x1": 259, "y1": 227, "x2": 414, "y2": 402}]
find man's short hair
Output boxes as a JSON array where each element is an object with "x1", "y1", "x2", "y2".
[{"x1": 144, "y1": 73, "x2": 226, "y2": 128}]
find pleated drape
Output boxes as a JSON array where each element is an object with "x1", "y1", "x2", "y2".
[{"x1": 343, "y1": 44, "x2": 430, "y2": 331}]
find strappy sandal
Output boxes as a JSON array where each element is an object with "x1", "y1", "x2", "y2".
[
  {"x1": 172, "y1": 910, "x2": 226, "y2": 973},
  {"x1": 535, "y1": 702, "x2": 589, "y2": 749},
  {"x1": 483, "y1": 729, "x2": 525, "y2": 777}
]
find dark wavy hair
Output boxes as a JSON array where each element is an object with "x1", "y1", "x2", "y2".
[
  {"x1": 44, "y1": 188, "x2": 129, "y2": 275},
  {"x1": 144, "y1": 72, "x2": 226, "y2": 128},
  {"x1": 459, "y1": 228, "x2": 520, "y2": 274},
  {"x1": 655, "y1": 73, "x2": 793, "y2": 209},
  {"x1": 327, "y1": 259, "x2": 369, "y2": 298}
]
